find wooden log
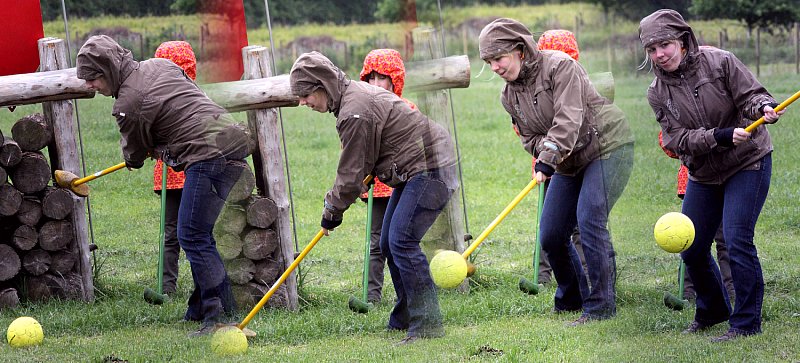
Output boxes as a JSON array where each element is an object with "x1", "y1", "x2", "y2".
[
  {"x1": 242, "y1": 228, "x2": 278, "y2": 260},
  {"x1": 11, "y1": 113, "x2": 52, "y2": 151},
  {"x1": 253, "y1": 257, "x2": 281, "y2": 285},
  {"x1": 41, "y1": 186, "x2": 73, "y2": 220},
  {"x1": 216, "y1": 205, "x2": 247, "y2": 236},
  {"x1": 23, "y1": 249, "x2": 51, "y2": 276},
  {"x1": 40, "y1": 37, "x2": 94, "y2": 302},
  {"x1": 12, "y1": 224, "x2": 38, "y2": 251},
  {"x1": 265, "y1": 283, "x2": 288, "y2": 309},
  {"x1": 204, "y1": 75, "x2": 297, "y2": 113},
  {"x1": 17, "y1": 197, "x2": 42, "y2": 226},
  {"x1": 215, "y1": 232, "x2": 242, "y2": 260},
  {"x1": 0, "y1": 244, "x2": 21, "y2": 281},
  {"x1": 226, "y1": 160, "x2": 255, "y2": 203},
  {"x1": 49, "y1": 250, "x2": 77, "y2": 275},
  {"x1": 202, "y1": 55, "x2": 470, "y2": 113},
  {"x1": 404, "y1": 55, "x2": 471, "y2": 92},
  {"x1": 225, "y1": 258, "x2": 255, "y2": 284},
  {"x1": 0, "y1": 183, "x2": 22, "y2": 216},
  {"x1": 0, "y1": 138, "x2": 22, "y2": 168},
  {"x1": 0, "y1": 165, "x2": 6, "y2": 183},
  {"x1": 23, "y1": 275, "x2": 52, "y2": 301},
  {"x1": 246, "y1": 195, "x2": 278, "y2": 228},
  {"x1": 0, "y1": 288, "x2": 20, "y2": 309},
  {"x1": 0, "y1": 68, "x2": 95, "y2": 108},
  {"x1": 9, "y1": 151, "x2": 50, "y2": 193},
  {"x1": 23, "y1": 273, "x2": 81, "y2": 301},
  {"x1": 38, "y1": 220, "x2": 73, "y2": 251},
  {"x1": 232, "y1": 282, "x2": 269, "y2": 311}
]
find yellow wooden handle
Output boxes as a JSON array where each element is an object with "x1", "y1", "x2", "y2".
[
  {"x1": 238, "y1": 229, "x2": 325, "y2": 330},
  {"x1": 462, "y1": 179, "x2": 539, "y2": 259},
  {"x1": 71, "y1": 162, "x2": 127, "y2": 186},
  {"x1": 744, "y1": 89, "x2": 800, "y2": 133}
]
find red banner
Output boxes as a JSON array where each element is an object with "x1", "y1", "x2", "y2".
[{"x1": 0, "y1": 2, "x2": 45, "y2": 76}]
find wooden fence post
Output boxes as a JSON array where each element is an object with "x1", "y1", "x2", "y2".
[
  {"x1": 38, "y1": 37, "x2": 94, "y2": 302},
  {"x1": 411, "y1": 28, "x2": 469, "y2": 291},
  {"x1": 794, "y1": 22, "x2": 799, "y2": 74},
  {"x1": 755, "y1": 27, "x2": 761, "y2": 77},
  {"x1": 241, "y1": 45, "x2": 298, "y2": 310}
]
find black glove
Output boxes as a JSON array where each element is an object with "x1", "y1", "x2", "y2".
[
  {"x1": 125, "y1": 159, "x2": 144, "y2": 169},
  {"x1": 534, "y1": 161, "x2": 555, "y2": 178},
  {"x1": 321, "y1": 216, "x2": 342, "y2": 230},
  {"x1": 713, "y1": 127, "x2": 735, "y2": 147}
]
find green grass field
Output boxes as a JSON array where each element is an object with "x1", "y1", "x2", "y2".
[{"x1": 3, "y1": 5, "x2": 800, "y2": 362}]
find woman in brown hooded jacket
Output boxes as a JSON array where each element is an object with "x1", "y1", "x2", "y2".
[
  {"x1": 290, "y1": 51, "x2": 458, "y2": 344},
  {"x1": 479, "y1": 18, "x2": 634, "y2": 325},
  {"x1": 640, "y1": 9, "x2": 782, "y2": 342},
  {"x1": 76, "y1": 35, "x2": 250, "y2": 337}
]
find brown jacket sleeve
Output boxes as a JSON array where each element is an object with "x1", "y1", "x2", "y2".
[
  {"x1": 113, "y1": 94, "x2": 152, "y2": 167},
  {"x1": 536, "y1": 60, "x2": 585, "y2": 168},
  {"x1": 323, "y1": 115, "x2": 374, "y2": 221}
]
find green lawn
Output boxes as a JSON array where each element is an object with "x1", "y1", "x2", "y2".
[{"x1": 2, "y1": 29, "x2": 800, "y2": 363}]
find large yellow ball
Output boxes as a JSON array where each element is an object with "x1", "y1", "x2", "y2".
[
  {"x1": 430, "y1": 250, "x2": 467, "y2": 288},
  {"x1": 211, "y1": 326, "x2": 248, "y2": 356},
  {"x1": 7, "y1": 317, "x2": 44, "y2": 348},
  {"x1": 654, "y1": 212, "x2": 695, "y2": 253}
]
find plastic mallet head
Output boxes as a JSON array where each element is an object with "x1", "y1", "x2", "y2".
[
  {"x1": 54, "y1": 169, "x2": 90, "y2": 197},
  {"x1": 347, "y1": 295, "x2": 373, "y2": 314},
  {"x1": 663, "y1": 291, "x2": 687, "y2": 311},
  {"x1": 143, "y1": 287, "x2": 167, "y2": 305},
  {"x1": 518, "y1": 277, "x2": 542, "y2": 295}
]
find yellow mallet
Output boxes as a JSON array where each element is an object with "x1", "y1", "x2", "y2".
[
  {"x1": 430, "y1": 179, "x2": 539, "y2": 288},
  {"x1": 54, "y1": 162, "x2": 127, "y2": 197}
]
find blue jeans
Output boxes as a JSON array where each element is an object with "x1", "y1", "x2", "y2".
[
  {"x1": 681, "y1": 153, "x2": 771, "y2": 335},
  {"x1": 540, "y1": 144, "x2": 633, "y2": 318},
  {"x1": 380, "y1": 167, "x2": 455, "y2": 337},
  {"x1": 179, "y1": 157, "x2": 243, "y2": 324}
]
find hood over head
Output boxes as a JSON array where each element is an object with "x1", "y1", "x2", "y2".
[
  {"x1": 478, "y1": 18, "x2": 539, "y2": 61},
  {"x1": 537, "y1": 29, "x2": 579, "y2": 61},
  {"x1": 154, "y1": 40, "x2": 197, "y2": 81},
  {"x1": 76, "y1": 35, "x2": 138, "y2": 98},
  {"x1": 639, "y1": 9, "x2": 696, "y2": 51},
  {"x1": 290, "y1": 51, "x2": 349, "y2": 114},
  {"x1": 359, "y1": 49, "x2": 406, "y2": 97},
  {"x1": 478, "y1": 18, "x2": 541, "y2": 84}
]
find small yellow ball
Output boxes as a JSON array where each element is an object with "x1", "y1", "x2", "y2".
[
  {"x1": 654, "y1": 212, "x2": 695, "y2": 253},
  {"x1": 211, "y1": 326, "x2": 248, "y2": 356},
  {"x1": 429, "y1": 250, "x2": 467, "y2": 288},
  {"x1": 7, "y1": 317, "x2": 44, "y2": 348}
]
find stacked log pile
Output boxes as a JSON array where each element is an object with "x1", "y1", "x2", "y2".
[
  {"x1": 0, "y1": 113, "x2": 84, "y2": 308},
  {"x1": 214, "y1": 161, "x2": 286, "y2": 310}
]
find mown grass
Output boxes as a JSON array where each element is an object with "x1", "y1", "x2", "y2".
[{"x1": 2, "y1": 4, "x2": 800, "y2": 363}]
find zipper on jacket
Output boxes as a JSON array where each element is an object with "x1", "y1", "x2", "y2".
[{"x1": 681, "y1": 73, "x2": 722, "y2": 183}]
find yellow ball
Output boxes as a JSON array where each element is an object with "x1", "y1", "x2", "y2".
[
  {"x1": 211, "y1": 326, "x2": 248, "y2": 356},
  {"x1": 7, "y1": 317, "x2": 43, "y2": 348},
  {"x1": 654, "y1": 212, "x2": 695, "y2": 253},
  {"x1": 429, "y1": 250, "x2": 467, "y2": 288}
]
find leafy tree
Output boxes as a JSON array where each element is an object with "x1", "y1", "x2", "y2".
[
  {"x1": 580, "y1": 0, "x2": 691, "y2": 22},
  {"x1": 691, "y1": 0, "x2": 800, "y2": 35}
]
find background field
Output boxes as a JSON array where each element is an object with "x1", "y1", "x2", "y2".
[{"x1": 2, "y1": 3, "x2": 800, "y2": 362}]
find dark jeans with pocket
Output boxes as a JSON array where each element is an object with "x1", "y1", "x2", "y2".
[
  {"x1": 681, "y1": 154, "x2": 771, "y2": 335},
  {"x1": 380, "y1": 167, "x2": 455, "y2": 337},
  {"x1": 179, "y1": 157, "x2": 243, "y2": 324}
]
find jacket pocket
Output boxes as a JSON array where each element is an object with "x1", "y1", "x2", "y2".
[{"x1": 558, "y1": 127, "x2": 600, "y2": 175}]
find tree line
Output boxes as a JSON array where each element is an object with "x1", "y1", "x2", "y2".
[{"x1": 40, "y1": 0, "x2": 800, "y2": 32}]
